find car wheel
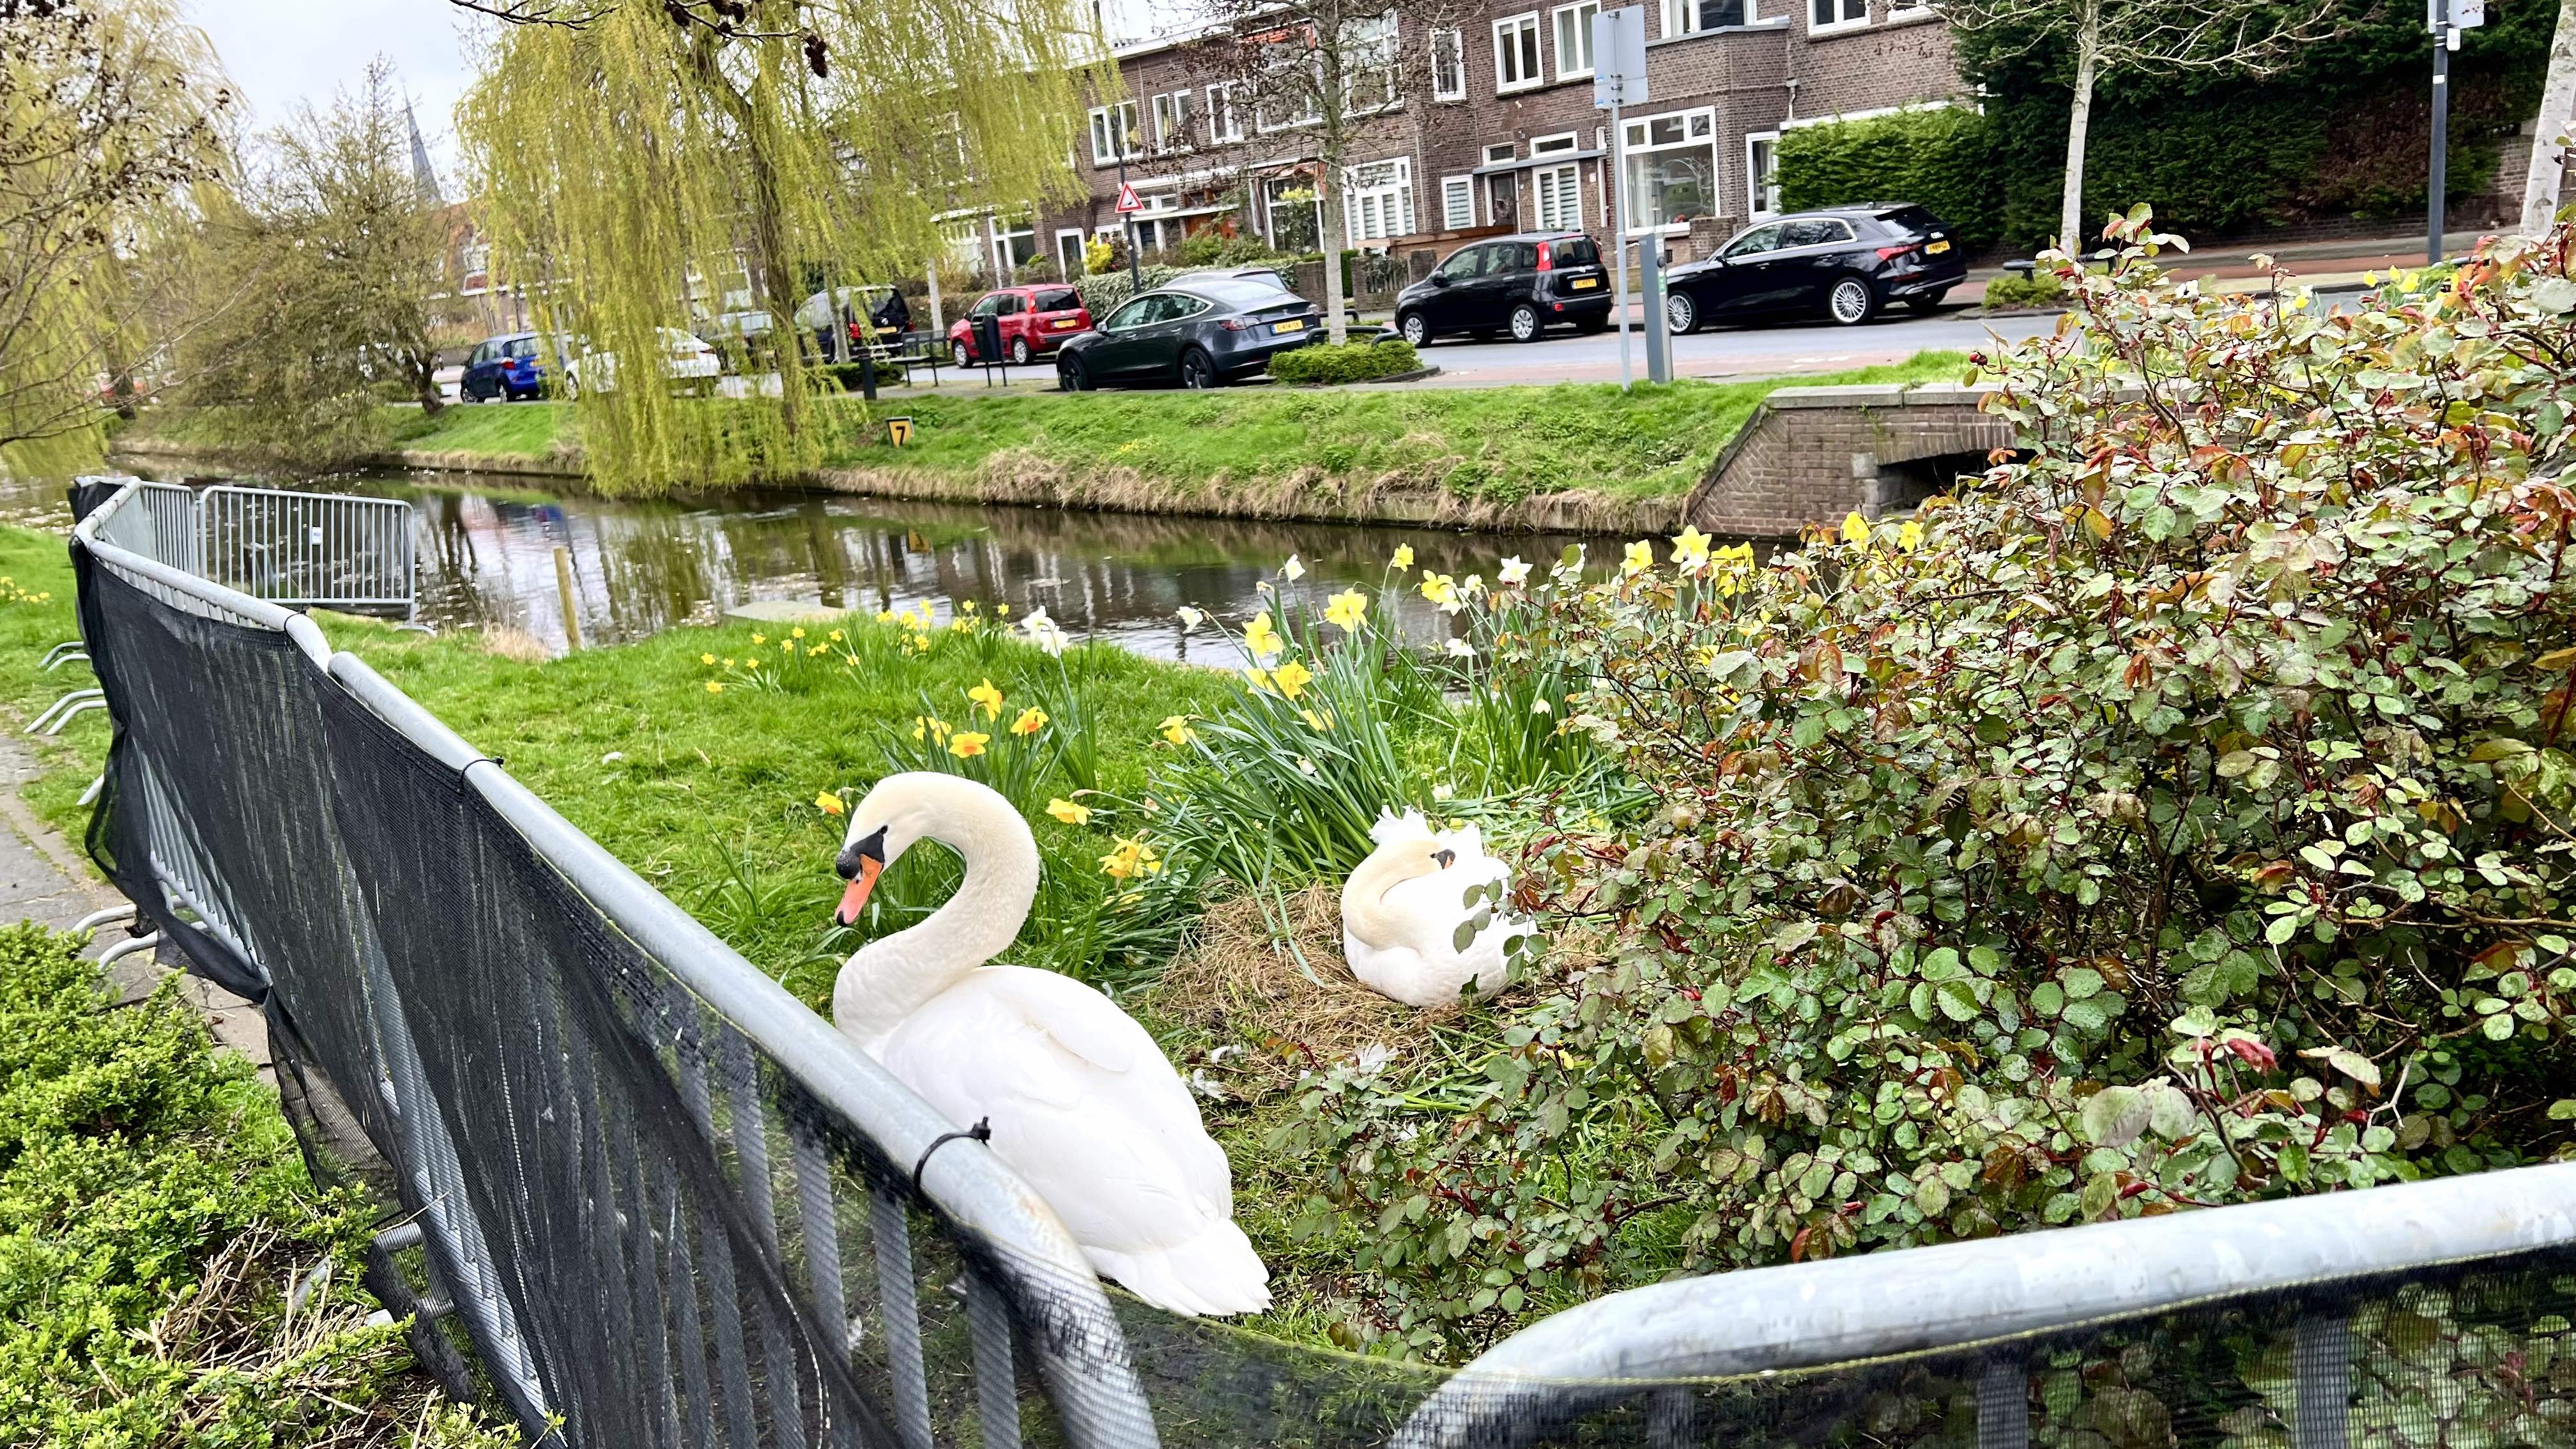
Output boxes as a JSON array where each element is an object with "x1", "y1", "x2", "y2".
[
  {"x1": 1508, "y1": 302, "x2": 1544, "y2": 342},
  {"x1": 1009, "y1": 336, "x2": 1033, "y2": 366},
  {"x1": 1177, "y1": 348, "x2": 1217, "y2": 390},
  {"x1": 1666, "y1": 290, "x2": 1701, "y2": 335},
  {"x1": 1058, "y1": 356, "x2": 1090, "y2": 392},
  {"x1": 951, "y1": 339, "x2": 972, "y2": 369},
  {"x1": 1398, "y1": 310, "x2": 1430, "y2": 347},
  {"x1": 1906, "y1": 288, "x2": 1952, "y2": 316},
  {"x1": 1827, "y1": 276, "x2": 1878, "y2": 326}
]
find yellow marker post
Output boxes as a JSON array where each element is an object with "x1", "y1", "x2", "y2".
[{"x1": 886, "y1": 416, "x2": 914, "y2": 447}]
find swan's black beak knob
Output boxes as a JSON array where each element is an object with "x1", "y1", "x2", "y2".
[
  {"x1": 1433, "y1": 848, "x2": 1457, "y2": 868},
  {"x1": 835, "y1": 828, "x2": 888, "y2": 926}
]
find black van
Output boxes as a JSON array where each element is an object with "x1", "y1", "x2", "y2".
[{"x1": 1393, "y1": 233, "x2": 1614, "y2": 346}]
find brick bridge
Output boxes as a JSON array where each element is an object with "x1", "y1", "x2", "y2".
[{"x1": 1683, "y1": 382, "x2": 2014, "y2": 539}]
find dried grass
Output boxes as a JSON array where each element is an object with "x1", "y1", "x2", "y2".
[
  {"x1": 1146, "y1": 883, "x2": 1472, "y2": 1100},
  {"x1": 479, "y1": 626, "x2": 549, "y2": 663}
]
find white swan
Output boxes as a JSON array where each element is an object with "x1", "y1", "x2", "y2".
[
  {"x1": 1340, "y1": 811, "x2": 1534, "y2": 1008},
  {"x1": 828, "y1": 772, "x2": 1271, "y2": 1317}
]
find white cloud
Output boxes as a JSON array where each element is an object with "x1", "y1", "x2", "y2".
[{"x1": 183, "y1": 0, "x2": 486, "y2": 183}]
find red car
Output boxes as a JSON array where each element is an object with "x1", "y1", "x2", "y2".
[{"x1": 948, "y1": 285, "x2": 1092, "y2": 367}]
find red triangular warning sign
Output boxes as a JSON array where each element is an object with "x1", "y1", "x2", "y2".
[{"x1": 1115, "y1": 182, "x2": 1141, "y2": 214}]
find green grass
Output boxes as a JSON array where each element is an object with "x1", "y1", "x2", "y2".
[
  {"x1": 383, "y1": 400, "x2": 578, "y2": 457},
  {"x1": 0, "y1": 530, "x2": 109, "y2": 844}
]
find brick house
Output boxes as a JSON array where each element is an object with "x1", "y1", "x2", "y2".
[{"x1": 944, "y1": 0, "x2": 1965, "y2": 287}]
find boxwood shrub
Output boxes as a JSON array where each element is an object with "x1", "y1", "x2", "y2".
[
  {"x1": 1776, "y1": 105, "x2": 2004, "y2": 249},
  {"x1": 1268, "y1": 339, "x2": 1422, "y2": 386}
]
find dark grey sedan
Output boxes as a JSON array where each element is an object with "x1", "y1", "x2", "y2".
[{"x1": 1055, "y1": 276, "x2": 1321, "y2": 390}]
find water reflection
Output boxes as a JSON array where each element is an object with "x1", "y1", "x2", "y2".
[{"x1": 78, "y1": 467, "x2": 1606, "y2": 660}]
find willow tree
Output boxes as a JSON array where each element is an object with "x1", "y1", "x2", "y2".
[
  {"x1": 454, "y1": 0, "x2": 1098, "y2": 494},
  {"x1": 0, "y1": 0, "x2": 233, "y2": 477}
]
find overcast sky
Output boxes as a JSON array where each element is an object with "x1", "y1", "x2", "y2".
[{"x1": 183, "y1": 0, "x2": 1178, "y2": 187}]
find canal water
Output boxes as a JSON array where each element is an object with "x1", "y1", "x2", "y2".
[{"x1": 46, "y1": 466, "x2": 1606, "y2": 660}]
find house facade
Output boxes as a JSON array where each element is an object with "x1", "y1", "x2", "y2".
[{"x1": 969, "y1": 0, "x2": 1964, "y2": 284}]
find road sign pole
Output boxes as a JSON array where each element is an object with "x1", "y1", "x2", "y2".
[
  {"x1": 2430, "y1": 0, "x2": 2450, "y2": 264},
  {"x1": 1611, "y1": 98, "x2": 1631, "y2": 391},
  {"x1": 1593, "y1": 6, "x2": 1650, "y2": 393}
]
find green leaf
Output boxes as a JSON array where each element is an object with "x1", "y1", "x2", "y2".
[
  {"x1": 2030, "y1": 981, "x2": 2066, "y2": 1017},
  {"x1": 1934, "y1": 977, "x2": 1981, "y2": 1022},
  {"x1": 2080, "y1": 1085, "x2": 2151, "y2": 1147}
]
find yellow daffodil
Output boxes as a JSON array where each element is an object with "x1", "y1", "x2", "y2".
[
  {"x1": 829, "y1": 629, "x2": 844, "y2": 641},
  {"x1": 1418, "y1": 572, "x2": 1457, "y2": 607},
  {"x1": 705, "y1": 681, "x2": 724, "y2": 693},
  {"x1": 967, "y1": 678, "x2": 1005, "y2": 720},
  {"x1": 781, "y1": 640, "x2": 793, "y2": 652},
  {"x1": 1271, "y1": 658, "x2": 1315, "y2": 700},
  {"x1": 1159, "y1": 714, "x2": 1197, "y2": 747},
  {"x1": 809, "y1": 645, "x2": 826, "y2": 656},
  {"x1": 961, "y1": 600, "x2": 978, "y2": 614},
  {"x1": 791, "y1": 627, "x2": 806, "y2": 639},
  {"x1": 1243, "y1": 611, "x2": 1283, "y2": 661},
  {"x1": 815, "y1": 792, "x2": 845, "y2": 816},
  {"x1": 1898, "y1": 519, "x2": 1924, "y2": 551},
  {"x1": 1282, "y1": 554, "x2": 1307, "y2": 581},
  {"x1": 1671, "y1": 526, "x2": 1712, "y2": 574},
  {"x1": 1324, "y1": 588, "x2": 1368, "y2": 634},
  {"x1": 751, "y1": 632, "x2": 766, "y2": 645},
  {"x1": 1048, "y1": 797, "x2": 1092, "y2": 825},
  {"x1": 1841, "y1": 510, "x2": 1871, "y2": 546},
  {"x1": 1011, "y1": 706, "x2": 1048, "y2": 736},
  {"x1": 1245, "y1": 666, "x2": 1272, "y2": 693},
  {"x1": 1390, "y1": 544, "x2": 1415, "y2": 571},
  {"x1": 723, "y1": 657, "x2": 735, "y2": 667},
  {"x1": 1098, "y1": 836, "x2": 1161, "y2": 880},
  {"x1": 1622, "y1": 540, "x2": 1655, "y2": 575},
  {"x1": 997, "y1": 603, "x2": 1011, "y2": 617},
  {"x1": 701, "y1": 652, "x2": 716, "y2": 665},
  {"x1": 1300, "y1": 707, "x2": 1333, "y2": 731},
  {"x1": 949, "y1": 731, "x2": 990, "y2": 758}
]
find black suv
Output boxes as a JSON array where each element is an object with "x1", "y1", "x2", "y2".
[
  {"x1": 1393, "y1": 233, "x2": 1613, "y2": 346},
  {"x1": 1662, "y1": 205, "x2": 1967, "y2": 332}
]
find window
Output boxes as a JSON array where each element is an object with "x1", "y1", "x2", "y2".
[
  {"x1": 1152, "y1": 91, "x2": 1195, "y2": 151},
  {"x1": 1745, "y1": 131, "x2": 1781, "y2": 215},
  {"x1": 1346, "y1": 15, "x2": 1400, "y2": 113},
  {"x1": 1434, "y1": 245, "x2": 1488, "y2": 281},
  {"x1": 1103, "y1": 295, "x2": 1161, "y2": 330},
  {"x1": 1484, "y1": 142, "x2": 1517, "y2": 164},
  {"x1": 1346, "y1": 158, "x2": 1416, "y2": 242},
  {"x1": 1780, "y1": 217, "x2": 1856, "y2": 247},
  {"x1": 1087, "y1": 102, "x2": 1137, "y2": 165},
  {"x1": 1206, "y1": 82, "x2": 1245, "y2": 142},
  {"x1": 1056, "y1": 227, "x2": 1087, "y2": 280},
  {"x1": 1663, "y1": 0, "x2": 1751, "y2": 32},
  {"x1": 1264, "y1": 176, "x2": 1322, "y2": 250},
  {"x1": 1430, "y1": 26, "x2": 1467, "y2": 101},
  {"x1": 1534, "y1": 162, "x2": 1581, "y2": 231},
  {"x1": 1531, "y1": 130, "x2": 1579, "y2": 155},
  {"x1": 1493, "y1": 13, "x2": 1542, "y2": 92},
  {"x1": 1256, "y1": 40, "x2": 1323, "y2": 131},
  {"x1": 993, "y1": 217, "x2": 1037, "y2": 273},
  {"x1": 1552, "y1": 1, "x2": 1598, "y2": 79},
  {"x1": 1441, "y1": 174, "x2": 1475, "y2": 229},
  {"x1": 1809, "y1": 0, "x2": 1866, "y2": 31},
  {"x1": 1619, "y1": 107, "x2": 1719, "y2": 232},
  {"x1": 1721, "y1": 221, "x2": 1784, "y2": 257}
]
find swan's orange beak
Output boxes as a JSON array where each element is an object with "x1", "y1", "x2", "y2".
[{"x1": 835, "y1": 855, "x2": 882, "y2": 927}]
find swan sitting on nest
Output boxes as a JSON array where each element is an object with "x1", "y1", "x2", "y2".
[
  {"x1": 828, "y1": 772, "x2": 1270, "y2": 1317},
  {"x1": 1340, "y1": 811, "x2": 1533, "y2": 1008}
]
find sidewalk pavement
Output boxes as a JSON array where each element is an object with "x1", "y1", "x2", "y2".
[{"x1": 0, "y1": 733, "x2": 272, "y2": 1081}]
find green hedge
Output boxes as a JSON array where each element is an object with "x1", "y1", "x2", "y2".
[
  {"x1": 1073, "y1": 264, "x2": 1183, "y2": 319},
  {"x1": 1268, "y1": 339, "x2": 1423, "y2": 386},
  {"x1": 1776, "y1": 106, "x2": 2004, "y2": 249},
  {"x1": 1982, "y1": 270, "x2": 2066, "y2": 309}
]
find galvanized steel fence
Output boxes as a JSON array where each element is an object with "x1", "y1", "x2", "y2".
[{"x1": 61, "y1": 473, "x2": 2576, "y2": 1449}]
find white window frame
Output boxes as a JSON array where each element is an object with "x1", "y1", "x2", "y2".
[
  {"x1": 1663, "y1": 0, "x2": 1756, "y2": 33},
  {"x1": 1807, "y1": 0, "x2": 1867, "y2": 34},
  {"x1": 1344, "y1": 156, "x2": 1416, "y2": 243},
  {"x1": 1616, "y1": 105, "x2": 1719, "y2": 235},
  {"x1": 1552, "y1": 0, "x2": 1599, "y2": 80},
  {"x1": 1482, "y1": 142, "x2": 1517, "y2": 226},
  {"x1": 1492, "y1": 12, "x2": 1544, "y2": 93},
  {"x1": 1205, "y1": 82, "x2": 1245, "y2": 143},
  {"x1": 1533, "y1": 160, "x2": 1582, "y2": 231},
  {"x1": 1151, "y1": 91, "x2": 1194, "y2": 151},
  {"x1": 1344, "y1": 13, "x2": 1402, "y2": 114},
  {"x1": 1745, "y1": 130, "x2": 1781, "y2": 217},
  {"x1": 1055, "y1": 227, "x2": 1088, "y2": 280},
  {"x1": 1440, "y1": 174, "x2": 1476, "y2": 229},
  {"x1": 1531, "y1": 130, "x2": 1580, "y2": 155},
  {"x1": 1087, "y1": 102, "x2": 1138, "y2": 165},
  {"x1": 1430, "y1": 26, "x2": 1468, "y2": 102}
]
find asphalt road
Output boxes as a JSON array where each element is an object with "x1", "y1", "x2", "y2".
[{"x1": 1392, "y1": 305, "x2": 2062, "y2": 387}]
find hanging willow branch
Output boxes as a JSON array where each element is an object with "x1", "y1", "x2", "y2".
[{"x1": 453, "y1": 0, "x2": 1101, "y2": 493}]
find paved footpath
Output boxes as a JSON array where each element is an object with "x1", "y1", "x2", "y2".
[{"x1": 0, "y1": 733, "x2": 272, "y2": 1081}]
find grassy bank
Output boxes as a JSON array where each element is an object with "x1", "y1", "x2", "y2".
[{"x1": 116, "y1": 353, "x2": 1966, "y2": 529}]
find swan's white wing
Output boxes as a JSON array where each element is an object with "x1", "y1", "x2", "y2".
[
  {"x1": 1370, "y1": 808, "x2": 1433, "y2": 846},
  {"x1": 1434, "y1": 820, "x2": 1487, "y2": 860},
  {"x1": 878, "y1": 967, "x2": 1233, "y2": 1254}
]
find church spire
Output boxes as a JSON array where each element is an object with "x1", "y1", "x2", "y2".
[{"x1": 405, "y1": 102, "x2": 442, "y2": 204}]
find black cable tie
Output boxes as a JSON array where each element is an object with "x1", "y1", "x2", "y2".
[{"x1": 912, "y1": 1117, "x2": 992, "y2": 1198}]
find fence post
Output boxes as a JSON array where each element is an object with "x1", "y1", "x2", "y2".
[{"x1": 553, "y1": 545, "x2": 583, "y2": 651}]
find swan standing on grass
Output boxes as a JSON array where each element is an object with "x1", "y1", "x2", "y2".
[
  {"x1": 1341, "y1": 811, "x2": 1535, "y2": 1008},
  {"x1": 828, "y1": 772, "x2": 1271, "y2": 1317}
]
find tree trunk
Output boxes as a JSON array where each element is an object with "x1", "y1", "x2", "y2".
[
  {"x1": 2524, "y1": 0, "x2": 2576, "y2": 234},
  {"x1": 2058, "y1": 6, "x2": 2101, "y2": 255},
  {"x1": 1319, "y1": 157, "x2": 1349, "y2": 344}
]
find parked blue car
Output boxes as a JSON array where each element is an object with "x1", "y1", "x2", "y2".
[{"x1": 460, "y1": 332, "x2": 565, "y2": 402}]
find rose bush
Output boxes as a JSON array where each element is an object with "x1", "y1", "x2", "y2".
[{"x1": 1280, "y1": 211, "x2": 2576, "y2": 1359}]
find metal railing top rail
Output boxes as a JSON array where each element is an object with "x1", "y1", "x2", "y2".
[
  {"x1": 1400, "y1": 1154, "x2": 2576, "y2": 1448},
  {"x1": 72, "y1": 477, "x2": 1155, "y2": 1446}
]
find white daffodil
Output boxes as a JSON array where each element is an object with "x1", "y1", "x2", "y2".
[
  {"x1": 1498, "y1": 556, "x2": 1531, "y2": 586},
  {"x1": 1018, "y1": 606, "x2": 1069, "y2": 657}
]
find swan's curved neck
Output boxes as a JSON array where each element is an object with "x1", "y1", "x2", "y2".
[
  {"x1": 1344, "y1": 851, "x2": 1438, "y2": 947},
  {"x1": 832, "y1": 787, "x2": 1039, "y2": 1050}
]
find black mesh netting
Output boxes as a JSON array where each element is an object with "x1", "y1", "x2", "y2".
[{"x1": 66, "y1": 529, "x2": 2576, "y2": 1449}]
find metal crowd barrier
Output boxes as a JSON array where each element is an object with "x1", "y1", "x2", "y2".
[
  {"x1": 89, "y1": 479, "x2": 417, "y2": 620},
  {"x1": 61, "y1": 471, "x2": 2576, "y2": 1448}
]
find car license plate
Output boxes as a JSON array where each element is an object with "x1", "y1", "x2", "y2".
[
  {"x1": 1569, "y1": 276, "x2": 1599, "y2": 290},
  {"x1": 1926, "y1": 240, "x2": 1951, "y2": 254},
  {"x1": 1273, "y1": 318, "x2": 1306, "y2": 334},
  {"x1": 1053, "y1": 318, "x2": 1078, "y2": 328}
]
